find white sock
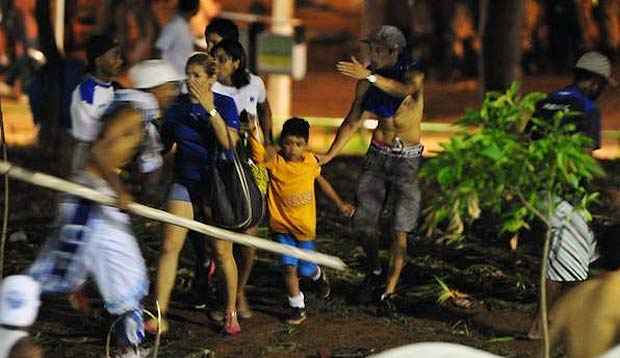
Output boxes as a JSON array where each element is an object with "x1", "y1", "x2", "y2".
[
  {"x1": 312, "y1": 266, "x2": 321, "y2": 281},
  {"x1": 288, "y1": 292, "x2": 305, "y2": 308}
]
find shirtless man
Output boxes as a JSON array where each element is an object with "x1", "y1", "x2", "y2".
[
  {"x1": 29, "y1": 105, "x2": 150, "y2": 358},
  {"x1": 321, "y1": 25, "x2": 424, "y2": 315}
]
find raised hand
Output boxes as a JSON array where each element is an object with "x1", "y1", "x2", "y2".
[
  {"x1": 188, "y1": 78, "x2": 214, "y2": 110},
  {"x1": 336, "y1": 56, "x2": 371, "y2": 80}
]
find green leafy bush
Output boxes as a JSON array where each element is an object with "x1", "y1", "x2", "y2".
[{"x1": 420, "y1": 82, "x2": 604, "y2": 242}]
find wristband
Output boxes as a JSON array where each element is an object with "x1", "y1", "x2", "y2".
[{"x1": 366, "y1": 74, "x2": 377, "y2": 83}]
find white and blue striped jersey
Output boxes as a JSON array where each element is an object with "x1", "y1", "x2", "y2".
[{"x1": 69, "y1": 75, "x2": 114, "y2": 142}]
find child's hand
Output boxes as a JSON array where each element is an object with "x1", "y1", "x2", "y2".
[
  {"x1": 247, "y1": 114, "x2": 259, "y2": 133},
  {"x1": 265, "y1": 144, "x2": 279, "y2": 157},
  {"x1": 339, "y1": 202, "x2": 356, "y2": 218}
]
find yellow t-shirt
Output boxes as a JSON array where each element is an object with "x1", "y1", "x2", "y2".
[{"x1": 249, "y1": 136, "x2": 320, "y2": 240}]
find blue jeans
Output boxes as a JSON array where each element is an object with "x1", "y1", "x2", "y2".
[{"x1": 275, "y1": 233, "x2": 318, "y2": 278}]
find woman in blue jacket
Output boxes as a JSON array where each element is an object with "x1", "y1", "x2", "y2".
[{"x1": 146, "y1": 53, "x2": 243, "y2": 335}]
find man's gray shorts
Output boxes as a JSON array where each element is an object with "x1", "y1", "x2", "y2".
[{"x1": 352, "y1": 143, "x2": 422, "y2": 235}]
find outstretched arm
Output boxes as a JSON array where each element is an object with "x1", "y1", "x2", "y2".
[
  {"x1": 248, "y1": 116, "x2": 277, "y2": 163},
  {"x1": 316, "y1": 175, "x2": 355, "y2": 217},
  {"x1": 337, "y1": 56, "x2": 424, "y2": 98},
  {"x1": 320, "y1": 79, "x2": 369, "y2": 165}
]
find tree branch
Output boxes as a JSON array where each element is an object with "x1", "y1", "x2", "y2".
[{"x1": 514, "y1": 190, "x2": 551, "y2": 227}]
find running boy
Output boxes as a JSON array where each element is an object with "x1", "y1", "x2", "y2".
[{"x1": 248, "y1": 117, "x2": 354, "y2": 324}]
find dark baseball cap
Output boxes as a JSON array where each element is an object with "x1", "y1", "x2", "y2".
[
  {"x1": 86, "y1": 34, "x2": 119, "y2": 66},
  {"x1": 362, "y1": 25, "x2": 407, "y2": 50}
]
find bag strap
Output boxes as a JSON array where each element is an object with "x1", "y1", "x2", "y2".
[{"x1": 217, "y1": 109, "x2": 254, "y2": 229}]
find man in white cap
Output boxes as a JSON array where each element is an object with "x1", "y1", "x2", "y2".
[
  {"x1": 527, "y1": 51, "x2": 613, "y2": 339},
  {"x1": 321, "y1": 25, "x2": 424, "y2": 316},
  {"x1": 0, "y1": 275, "x2": 42, "y2": 358}
]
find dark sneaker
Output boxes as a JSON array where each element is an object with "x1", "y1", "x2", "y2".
[
  {"x1": 316, "y1": 270, "x2": 331, "y2": 299},
  {"x1": 286, "y1": 307, "x2": 307, "y2": 325},
  {"x1": 356, "y1": 273, "x2": 382, "y2": 304},
  {"x1": 377, "y1": 294, "x2": 399, "y2": 318}
]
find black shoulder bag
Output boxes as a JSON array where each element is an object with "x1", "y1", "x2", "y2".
[{"x1": 208, "y1": 123, "x2": 265, "y2": 231}]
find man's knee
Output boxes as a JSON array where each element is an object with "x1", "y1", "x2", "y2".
[
  {"x1": 352, "y1": 208, "x2": 379, "y2": 238},
  {"x1": 391, "y1": 233, "x2": 408, "y2": 256}
]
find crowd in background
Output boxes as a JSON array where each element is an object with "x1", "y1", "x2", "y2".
[
  {"x1": 2, "y1": 0, "x2": 620, "y2": 99},
  {"x1": 0, "y1": 0, "x2": 220, "y2": 100},
  {"x1": 399, "y1": 0, "x2": 620, "y2": 80}
]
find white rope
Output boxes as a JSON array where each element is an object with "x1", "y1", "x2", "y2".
[{"x1": 0, "y1": 160, "x2": 347, "y2": 270}]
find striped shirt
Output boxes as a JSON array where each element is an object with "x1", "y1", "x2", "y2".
[{"x1": 547, "y1": 200, "x2": 597, "y2": 282}]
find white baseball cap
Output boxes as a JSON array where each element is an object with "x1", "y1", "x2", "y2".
[
  {"x1": 0, "y1": 275, "x2": 41, "y2": 327},
  {"x1": 129, "y1": 59, "x2": 186, "y2": 89},
  {"x1": 575, "y1": 51, "x2": 613, "y2": 82}
]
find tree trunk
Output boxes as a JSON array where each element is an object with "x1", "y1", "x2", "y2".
[
  {"x1": 479, "y1": 0, "x2": 523, "y2": 94},
  {"x1": 540, "y1": 226, "x2": 552, "y2": 358}
]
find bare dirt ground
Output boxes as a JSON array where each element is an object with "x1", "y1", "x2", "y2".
[{"x1": 3, "y1": 143, "x2": 618, "y2": 357}]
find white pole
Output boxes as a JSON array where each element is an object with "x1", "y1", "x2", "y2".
[
  {"x1": 268, "y1": 0, "x2": 294, "y2": 128},
  {"x1": 0, "y1": 161, "x2": 347, "y2": 271},
  {"x1": 54, "y1": 0, "x2": 65, "y2": 55}
]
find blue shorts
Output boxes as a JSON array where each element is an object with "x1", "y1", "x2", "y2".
[
  {"x1": 275, "y1": 233, "x2": 318, "y2": 279},
  {"x1": 168, "y1": 182, "x2": 204, "y2": 202}
]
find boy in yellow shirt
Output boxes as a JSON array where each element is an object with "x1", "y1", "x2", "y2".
[{"x1": 249, "y1": 117, "x2": 354, "y2": 324}]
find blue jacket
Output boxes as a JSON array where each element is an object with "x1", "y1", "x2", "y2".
[
  {"x1": 534, "y1": 85, "x2": 601, "y2": 149},
  {"x1": 161, "y1": 93, "x2": 240, "y2": 185}
]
